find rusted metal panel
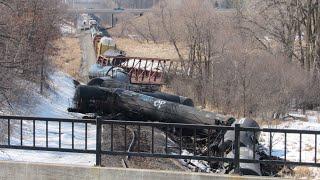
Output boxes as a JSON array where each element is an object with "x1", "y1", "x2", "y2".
[{"x1": 95, "y1": 56, "x2": 174, "y2": 85}]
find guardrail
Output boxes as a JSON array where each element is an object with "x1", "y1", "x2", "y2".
[{"x1": 0, "y1": 116, "x2": 319, "y2": 174}]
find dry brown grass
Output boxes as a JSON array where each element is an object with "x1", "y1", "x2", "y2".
[
  {"x1": 160, "y1": 86, "x2": 175, "y2": 94},
  {"x1": 113, "y1": 38, "x2": 186, "y2": 60},
  {"x1": 52, "y1": 36, "x2": 82, "y2": 80},
  {"x1": 293, "y1": 166, "x2": 313, "y2": 179},
  {"x1": 304, "y1": 144, "x2": 314, "y2": 151}
]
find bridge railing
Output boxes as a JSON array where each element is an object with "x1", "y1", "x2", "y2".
[
  {"x1": 0, "y1": 116, "x2": 96, "y2": 154},
  {"x1": 0, "y1": 115, "x2": 319, "y2": 174}
]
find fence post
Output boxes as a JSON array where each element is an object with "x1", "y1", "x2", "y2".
[
  {"x1": 111, "y1": 14, "x2": 114, "y2": 27},
  {"x1": 234, "y1": 124, "x2": 241, "y2": 174},
  {"x1": 96, "y1": 117, "x2": 102, "y2": 166}
]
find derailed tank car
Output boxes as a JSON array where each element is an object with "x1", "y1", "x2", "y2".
[
  {"x1": 68, "y1": 83, "x2": 283, "y2": 176},
  {"x1": 219, "y1": 119, "x2": 262, "y2": 176}
]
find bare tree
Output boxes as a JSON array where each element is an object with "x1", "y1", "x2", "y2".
[
  {"x1": 239, "y1": 0, "x2": 320, "y2": 73},
  {"x1": 111, "y1": 0, "x2": 320, "y2": 118},
  {"x1": 0, "y1": 0, "x2": 64, "y2": 108}
]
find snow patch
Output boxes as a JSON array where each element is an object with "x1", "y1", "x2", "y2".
[
  {"x1": 61, "y1": 24, "x2": 76, "y2": 35},
  {"x1": 0, "y1": 71, "x2": 96, "y2": 166},
  {"x1": 288, "y1": 110, "x2": 320, "y2": 123},
  {"x1": 261, "y1": 119, "x2": 320, "y2": 178},
  {"x1": 176, "y1": 150, "x2": 211, "y2": 172}
]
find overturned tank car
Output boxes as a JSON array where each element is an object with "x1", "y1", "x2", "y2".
[{"x1": 68, "y1": 64, "x2": 283, "y2": 176}]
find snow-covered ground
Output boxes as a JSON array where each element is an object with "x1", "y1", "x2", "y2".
[
  {"x1": 61, "y1": 23, "x2": 76, "y2": 35},
  {"x1": 288, "y1": 110, "x2": 320, "y2": 123},
  {"x1": 260, "y1": 113, "x2": 320, "y2": 177},
  {"x1": 0, "y1": 72, "x2": 96, "y2": 166},
  {"x1": 261, "y1": 121, "x2": 319, "y2": 162}
]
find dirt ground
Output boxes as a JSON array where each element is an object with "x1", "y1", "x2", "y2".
[
  {"x1": 101, "y1": 124, "x2": 186, "y2": 171},
  {"x1": 53, "y1": 30, "x2": 97, "y2": 83},
  {"x1": 77, "y1": 30, "x2": 98, "y2": 83},
  {"x1": 53, "y1": 36, "x2": 82, "y2": 81},
  {"x1": 113, "y1": 37, "x2": 186, "y2": 60}
]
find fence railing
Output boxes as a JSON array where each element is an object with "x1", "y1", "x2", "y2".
[
  {"x1": 0, "y1": 115, "x2": 319, "y2": 174},
  {"x1": 239, "y1": 125, "x2": 320, "y2": 167},
  {"x1": 0, "y1": 116, "x2": 96, "y2": 154}
]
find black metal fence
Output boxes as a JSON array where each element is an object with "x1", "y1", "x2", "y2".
[
  {"x1": 0, "y1": 115, "x2": 319, "y2": 173},
  {"x1": 239, "y1": 125, "x2": 320, "y2": 167},
  {"x1": 0, "y1": 116, "x2": 96, "y2": 154}
]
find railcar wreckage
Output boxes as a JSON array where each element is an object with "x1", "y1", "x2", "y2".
[{"x1": 68, "y1": 15, "x2": 285, "y2": 176}]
